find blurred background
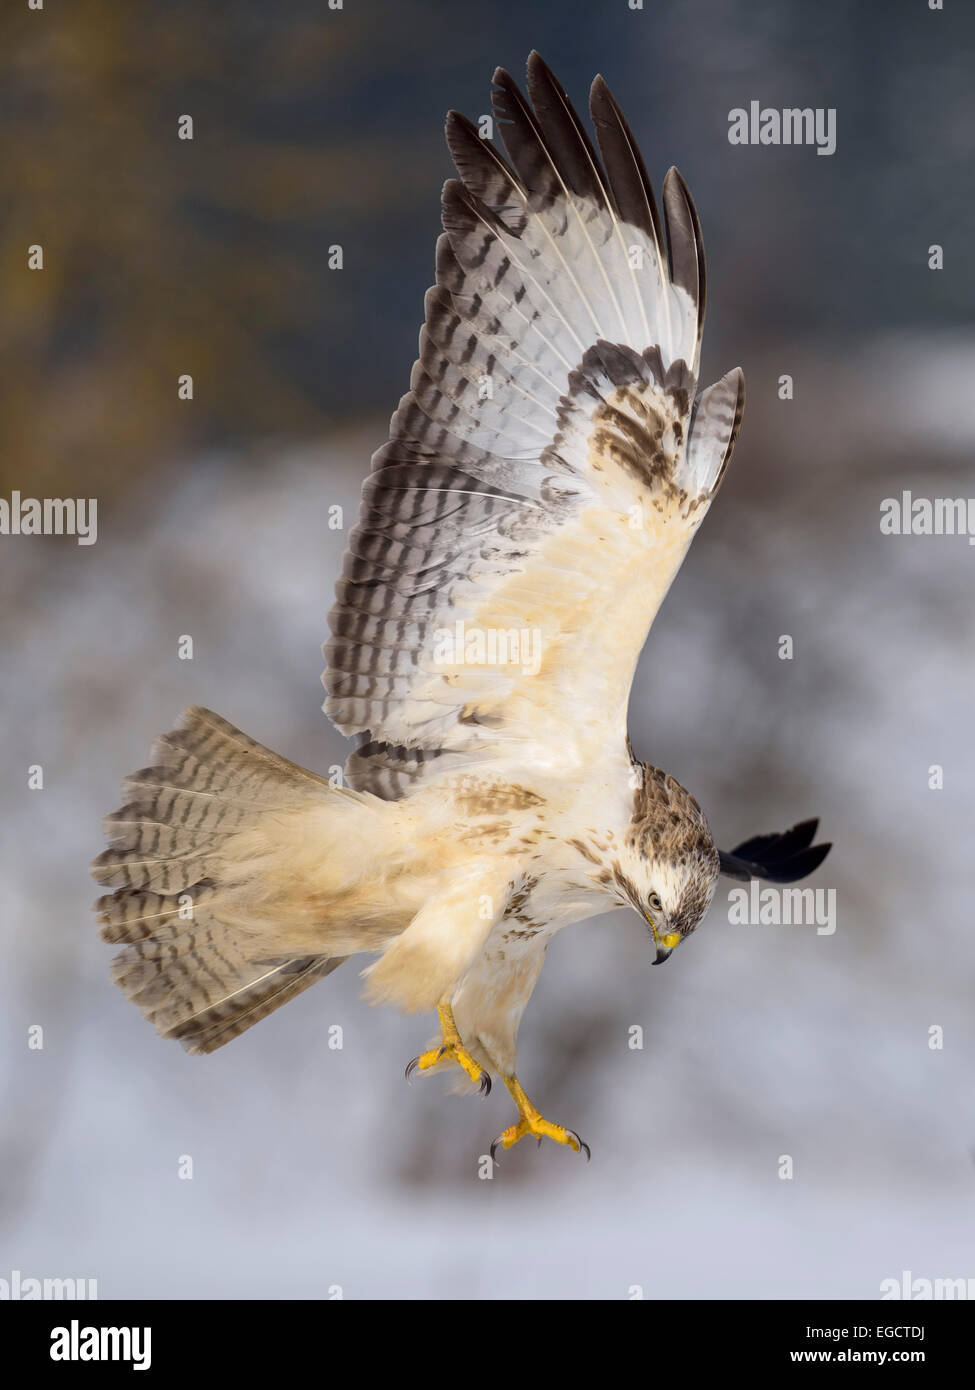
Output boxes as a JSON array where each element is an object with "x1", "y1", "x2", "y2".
[{"x1": 2, "y1": 0, "x2": 974, "y2": 1299}]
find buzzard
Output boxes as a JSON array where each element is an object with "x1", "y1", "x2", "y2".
[{"x1": 92, "y1": 54, "x2": 830, "y2": 1161}]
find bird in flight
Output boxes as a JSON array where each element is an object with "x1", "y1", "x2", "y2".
[{"x1": 92, "y1": 54, "x2": 830, "y2": 1162}]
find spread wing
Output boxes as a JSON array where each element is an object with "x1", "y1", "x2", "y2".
[{"x1": 324, "y1": 53, "x2": 744, "y2": 798}]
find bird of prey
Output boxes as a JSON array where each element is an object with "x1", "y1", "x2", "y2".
[{"x1": 92, "y1": 54, "x2": 830, "y2": 1161}]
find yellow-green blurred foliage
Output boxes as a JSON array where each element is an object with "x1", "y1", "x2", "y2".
[{"x1": 0, "y1": 0, "x2": 441, "y2": 500}]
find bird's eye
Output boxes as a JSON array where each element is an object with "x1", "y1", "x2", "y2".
[{"x1": 648, "y1": 893, "x2": 663, "y2": 914}]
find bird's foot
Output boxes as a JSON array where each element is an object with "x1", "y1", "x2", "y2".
[
  {"x1": 405, "y1": 1040, "x2": 491, "y2": 1094},
  {"x1": 404, "y1": 1002, "x2": 491, "y2": 1095},
  {"x1": 490, "y1": 1074, "x2": 590, "y2": 1162},
  {"x1": 490, "y1": 1113, "x2": 590, "y2": 1162}
]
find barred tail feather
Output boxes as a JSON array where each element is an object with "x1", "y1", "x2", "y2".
[{"x1": 92, "y1": 707, "x2": 354, "y2": 1053}]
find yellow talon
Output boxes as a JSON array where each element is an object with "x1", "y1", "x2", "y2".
[
  {"x1": 405, "y1": 1003, "x2": 491, "y2": 1094},
  {"x1": 490, "y1": 1075, "x2": 591, "y2": 1162}
]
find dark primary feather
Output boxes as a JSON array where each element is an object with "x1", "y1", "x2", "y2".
[
  {"x1": 490, "y1": 64, "x2": 563, "y2": 211},
  {"x1": 661, "y1": 166, "x2": 706, "y2": 348},
  {"x1": 588, "y1": 73, "x2": 664, "y2": 249},
  {"x1": 526, "y1": 51, "x2": 607, "y2": 205},
  {"x1": 718, "y1": 819, "x2": 832, "y2": 883},
  {"x1": 444, "y1": 112, "x2": 525, "y2": 233}
]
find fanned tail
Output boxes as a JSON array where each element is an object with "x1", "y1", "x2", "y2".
[{"x1": 92, "y1": 707, "x2": 351, "y2": 1053}]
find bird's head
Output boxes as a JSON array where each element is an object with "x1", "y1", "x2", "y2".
[{"x1": 619, "y1": 762, "x2": 719, "y2": 963}]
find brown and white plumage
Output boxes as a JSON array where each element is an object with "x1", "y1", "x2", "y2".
[
  {"x1": 92, "y1": 56, "x2": 828, "y2": 1153},
  {"x1": 325, "y1": 54, "x2": 743, "y2": 794}
]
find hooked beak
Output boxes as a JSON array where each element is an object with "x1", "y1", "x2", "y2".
[{"x1": 647, "y1": 915, "x2": 680, "y2": 964}]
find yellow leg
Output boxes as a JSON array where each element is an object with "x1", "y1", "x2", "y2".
[
  {"x1": 405, "y1": 1002, "x2": 491, "y2": 1095},
  {"x1": 490, "y1": 1075, "x2": 590, "y2": 1162}
]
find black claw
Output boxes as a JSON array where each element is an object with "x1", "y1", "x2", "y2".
[
  {"x1": 404, "y1": 1057, "x2": 420, "y2": 1083},
  {"x1": 489, "y1": 1136, "x2": 503, "y2": 1165},
  {"x1": 478, "y1": 1072, "x2": 492, "y2": 1097},
  {"x1": 567, "y1": 1129, "x2": 591, "y2": 1162}
]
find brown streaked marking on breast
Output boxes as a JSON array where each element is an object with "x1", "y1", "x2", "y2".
[
  {"x1": 457, "y1": 819, "x2": 513, "y2": 846},
  {"x1": 567, "y1": 836, "x2": 603, "y2": 866},
  {"x1": 507, "y1": 874, "x2": 539, "y2": 916},
  {"x1": 454, "y1": 781, "x2": 546, "y2": 818}
]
